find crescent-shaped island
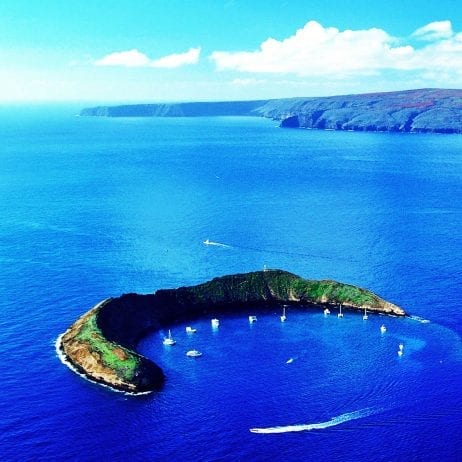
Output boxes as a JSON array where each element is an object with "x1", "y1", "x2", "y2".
[{"x1": 57, "y1": 270, "x2": 406, "y2": 394}]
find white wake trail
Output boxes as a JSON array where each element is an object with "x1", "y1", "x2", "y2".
[
  {"x1": 203, "y1": 239, "x2": 231, "y2": 248},
  {"x1": 250, "y1": 407, "x2": 377, "y2": 434}
]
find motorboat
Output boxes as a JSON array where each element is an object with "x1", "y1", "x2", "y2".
[
  {"x1": 249, "y1": 315, "x2": 257, "y2": 323},
  {"x1": 280, "y1": 306, "x2": 287, "y2": 322},
  {"x1": 163, "y1": 329, "x2": 176, "y2": 346},
  {"x1": 211, "y1": 318, "x2": 220, "y2": 328},
  {"x1": 323, "y1": 308, "x2": 331, "y2": 316},
  {"x1": 186, "y1": 349, "x2": 203, "y2": 358},
  {"x1": 185, "y1": 326, "x2": 197, "y2": 333},
  {"x1": 380, "y1": 325, "x2": 387, "y2": 334}
]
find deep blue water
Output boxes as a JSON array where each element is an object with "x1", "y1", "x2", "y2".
[{"x1": 1, "y1": 107, "x2": 461, "y2": 461}]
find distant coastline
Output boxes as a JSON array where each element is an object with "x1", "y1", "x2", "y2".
[
  {"x1": 58, "y1": 270, "x2": 406, "y2": 394},
  {"x1": 80, "y1": 88, "x2": 462, "y2": 134}
]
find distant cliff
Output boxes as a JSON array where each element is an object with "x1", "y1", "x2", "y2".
[
  {"x1": 80, "y1": 88, "x2": 462, "y2": 134},
  {"x1": 80, "y1": 100, "x2": 266, "y2": 117},
  {"x1": 58, "y1": 270, "x2": 405, "y2": 394}
]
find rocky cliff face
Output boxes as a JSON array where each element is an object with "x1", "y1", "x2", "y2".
[
  {"x1": 80, "y1": 89, "x2": 462, "y2": 134},
  {"x1": 256, "y1": 88, "x2": 462, "y2": 133},
  {"x1": 58, "y1": 270, "x2": 405, "y2": 394}
]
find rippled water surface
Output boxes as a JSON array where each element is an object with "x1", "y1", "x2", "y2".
[{"x1": 0, "y1": 107, "x2": 461, "y2": 461}]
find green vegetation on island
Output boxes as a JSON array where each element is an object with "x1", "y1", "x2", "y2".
[
  {"x1": 73, "y1": 309, "x2": 140, "y2": 382},
  {"x1": 58, "y1": 270, "x2": 405, "y2": 394}
]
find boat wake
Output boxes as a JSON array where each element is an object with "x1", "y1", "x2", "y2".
[
  {"x1": 249, "y1": 407, "x2": 377, "y2": 434},
  {"x1": 409, "y1": 315, "x2": 431, "y2": 324},
  {"x1": 203, "y1": 239, "x2": 230, "y2": 248}
]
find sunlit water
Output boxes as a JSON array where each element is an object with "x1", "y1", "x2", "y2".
[{"x1": 0, "y1": 107, "x2": 461, "y2": 460}]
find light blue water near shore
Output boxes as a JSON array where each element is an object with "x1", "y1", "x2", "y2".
[{"x1": 0, "y1": 107, "x2": 461, "y2": 460}]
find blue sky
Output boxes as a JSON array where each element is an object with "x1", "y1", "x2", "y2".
[{"x1": 1, "y1": 0, "x2": 462, "y2": 102}]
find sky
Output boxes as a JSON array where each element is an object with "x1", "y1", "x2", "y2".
[{"x1": 1, "y1": 0, "x2": 462, "y2": 103}]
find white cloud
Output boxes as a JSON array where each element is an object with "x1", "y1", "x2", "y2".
[
  {"x1": 231, "y1": 78, "x2": 267, "y2": 86},
  {"x1": 95, "y1": 47, "x2": 201, "y2": 68},
  {"x1": 412, "y1": 20, "x2": 453, "y2": 41},
  {"x1": 95, "y1": 49, "x2": 151, "y2": 67},
  {"x1": 210, "y1": 21, "x2": 413, "y2": 76},
  {"x1": 210, "y1": 20, "x2": 462, "y2": 79},
  {"x1": 150, "y1": 47, "x2": 201, "y2": 68}
]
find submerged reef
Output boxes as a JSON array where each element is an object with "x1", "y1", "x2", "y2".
[{"x1": 58, "y1": 270, "x2": 405, "y2": 394}]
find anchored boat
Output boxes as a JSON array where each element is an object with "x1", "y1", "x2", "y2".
[
  {"x1": 163, "y1": 329, "x2": 176, "y2": 346},
  {"x1": 186, "y1": 350, "x2": 202, "y2": 358}
]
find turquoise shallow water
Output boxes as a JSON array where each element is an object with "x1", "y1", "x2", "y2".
[{"x1": 0, "y1": 108, "x2": 461, "y2": 460}]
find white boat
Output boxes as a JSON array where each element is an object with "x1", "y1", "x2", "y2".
[
  {"x1": 323, "y1": 308, "x2": 331, "y2": 316},
  {"x1": 398, "y1": 350, "x2": 403, "y2": 357},
  {"x1": 249, "y1": 315, "x2": 257, "y2": 323},
  {"x1": 380, "y1": 324, "x2": 387, "y2": 333},
  {"x1": 337, "y1": 304, "x2": 344, "y2": 318},
  {"x1": 203, "y1": 239, "x2": 211, "y2": 245},
  {"x1": 185, "y1": 326, "x2": 197, "y2": 333},
  {"x1": 163, "y1": 329, "x2": 176, "y2": 346},
  {"x1": 211, "y1": 318, "x2": 220, "y2": 328},
  {"x1": 286, "y1": 358, "x2": 294, "y2": 364},
  {"x1": 363, "y1": 308, "x2": 368, "y2": 320},
  {"x1": 280, "y1": 306, "x2": 287, "y2": 322},
  {"x1": 399, "y1": 343, "x2": 404, "y2": 351},
  {"x1": 186, "y1": 349, "x2": 203, "y2": 358}
]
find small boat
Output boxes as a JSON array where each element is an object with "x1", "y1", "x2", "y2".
[
  {"x1": 399, "y1": 343, "x2": 404, "y2": 351},
  {"x1": 363, "y1": 308, "x2": 368, "y2": 320},
  {"x1": 248, "y1": 315, "x2": 257, "y2": 323},
  {"x1": 203, "y1": 239, "x2": 211, "y2": 245},
  {"x1": 280, "y1": 306, "x2": 287, "y2": 322},
  {"x1": 286, "y1": 358, "x2": 294, "y2": 364},
  {"x1": 323, "y1": 308, "x2": 331, "y2": 316},
  {"x1": 211, "y1": 318, "x2": 220, "y2": 328},
  {"x1": 398, "y1": 350, "x2": 403, "y2": 357},
  {"x1": 337, "y1": 304, "x2": 344, "y2": 318},
  {"x1": 380, "y1": 325, "x2": 387, "y2": 334},
  {"x1": 185, "y1": 326, "x2": 197, "y2": 333},
  {"x1": 163, "y1": 329, "x2": 176, "y2": 346},
  {"x1": 186, "y1": 349, "x2": 203, "y2": 358}
]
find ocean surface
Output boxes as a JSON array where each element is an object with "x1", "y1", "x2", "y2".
[{"x1": 1, "y1": 106, "x2": 461, "y2": 461}]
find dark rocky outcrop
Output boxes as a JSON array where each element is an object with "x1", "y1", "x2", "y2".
[
  {"x1": 80, "y1": 88, "x2": 462, "y2": 134},
  {"x1": 280, "y1": 115, "x2": 300, "y2": 128},
  {"x1": 58, "y1": 270, "x2": 405, "y2": 394}
]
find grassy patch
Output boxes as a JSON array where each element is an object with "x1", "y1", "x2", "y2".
[
  {"x1": 75, "y1": 312, "x2": 139, "y2": 381},
  {"x1": 292, "y1": 279, "x2": 378, "y2": 305}
]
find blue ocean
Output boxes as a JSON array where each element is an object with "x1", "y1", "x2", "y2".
[{"x1": 1, "y1": 106, "x2": 461, "y2": 461}]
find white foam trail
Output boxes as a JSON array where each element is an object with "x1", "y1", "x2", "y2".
[
  {"x1": 203, "y1": 239, "x2": 230, "y2": 248},
  {"x1": 409, "y1": 315, "x2": 431, "y2": 324},
  {"x1": 250, "y1": 407, "x2": 376, "y2": 434}
]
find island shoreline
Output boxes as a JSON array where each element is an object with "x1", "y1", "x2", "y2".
[{"x1": 58, "y1": 270, "x2": 406, "y2": 394}]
